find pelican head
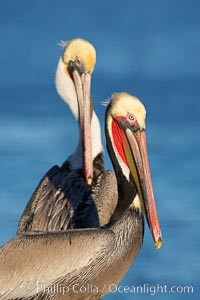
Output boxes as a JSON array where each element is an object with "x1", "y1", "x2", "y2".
[
  {"x1": 55, "y1": 38, "x2": 97, "y2": 184},
  {"x1": 106, "y1": 93, "x2": 162, "y2": 249},
  {"x1": 62, "y1": 38, "x2": 96, "y2": 74}
]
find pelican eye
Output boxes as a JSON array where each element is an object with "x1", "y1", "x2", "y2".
[
  {"x1": 127, "y1": 113, "x2": 134, "y2": 121},
  {"x1": 75, "y1": 56, "x2": 81, "y2": 65}
]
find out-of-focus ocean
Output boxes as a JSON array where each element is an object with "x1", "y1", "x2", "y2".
[{"x1": 0, "y1": 0, "x2": 199, "y2": 299}]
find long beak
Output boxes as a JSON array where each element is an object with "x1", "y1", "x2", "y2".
[
  {"x1": 72, "y1": 70, "x2": 93, "y2": 185},
  {"x1": 124, "y1": 128, "x2": 162, "y2": 249}
]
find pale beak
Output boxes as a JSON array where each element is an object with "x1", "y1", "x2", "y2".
[
  {"x1": 69, "y1": 62, "x2": 93, "y2": 185},
  {"x1": 82, "y1": 73, "x2": 93, "y2": 185},
  {"x1": 124, "y1": 127, "x2": 162, "y2": 249}
]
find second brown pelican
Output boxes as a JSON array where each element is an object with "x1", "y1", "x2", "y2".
[
  {"x1": 18, "y1": 38, "x2": 117, "y2": 233},
  {"x1": 0, "y1": 92, "x2": 162, "y2": 300}
]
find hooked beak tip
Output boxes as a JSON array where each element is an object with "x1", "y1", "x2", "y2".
[
  {"x1": 87, "y1": 176, "x2": 93, "y2": 185},
  {"x1": 152, "y1": 224, "x2": 162, "y2": 249},
  {"x1": 155, "y1": 237, "x2": 162, "y2": 249}
]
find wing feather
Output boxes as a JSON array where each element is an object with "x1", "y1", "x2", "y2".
[
  {"x1": 0, "y1": 230, "x2": 115, "y2": 300},
  {"x1": 17, "y1": 166, "x2": 92, "y2": 233},
  {"x1": 92, "y1": 170, "x2": 118, "y2": 226}
]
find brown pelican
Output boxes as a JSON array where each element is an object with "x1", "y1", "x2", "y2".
[
  {"x1": 0, "y1": 93, "x2": 162, "y2": 300},
  {"x1": 18, "y1": 38, "x2": 117, "y2": 233}
]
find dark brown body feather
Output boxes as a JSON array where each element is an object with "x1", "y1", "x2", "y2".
[{"x1": 18, "y1": 154, "x2": 118, "y2": 233}]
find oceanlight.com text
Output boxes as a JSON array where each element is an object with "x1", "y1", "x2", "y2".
[{"x1": 109, "y1": 283, "x2": 194, "y2": 295}]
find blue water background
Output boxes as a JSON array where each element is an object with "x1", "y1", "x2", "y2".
[{"x1": 0, "y1": 0, "x2": 199, "y2": 299}]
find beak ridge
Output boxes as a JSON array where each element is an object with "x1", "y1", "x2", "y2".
[
  {"x1": 125, "y1": 127, "x2": 162, "y2": 248},
  {"x1": 72, "y1": 69, "x2": 93, "y2": 185}
]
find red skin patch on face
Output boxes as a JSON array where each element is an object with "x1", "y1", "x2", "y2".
[{"x1": 112, "y1": 119, "x2": 128, "y2": 166}]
